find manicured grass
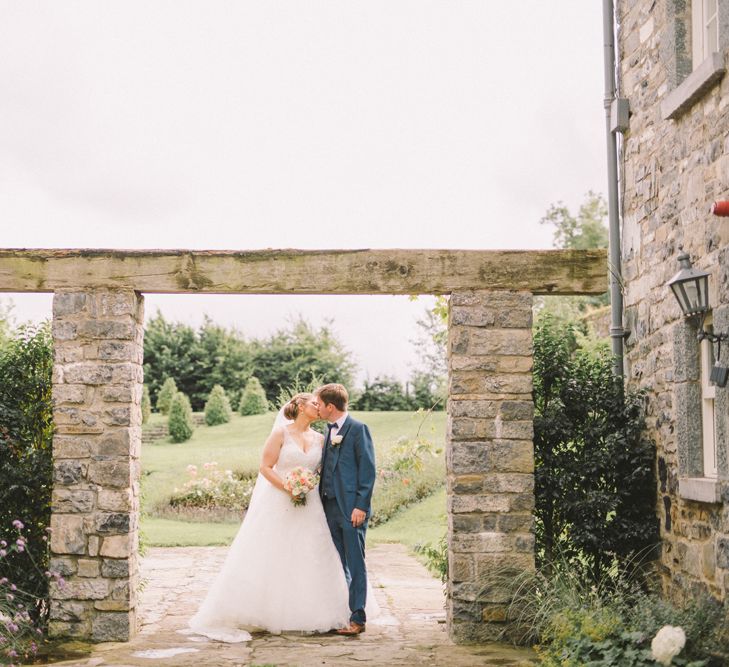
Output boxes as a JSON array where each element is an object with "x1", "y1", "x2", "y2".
[
  {"x1": 368, "y1": 486, "x2": 446, "y2": 550},
  {"x1": 140, "y1": 516, "x2": 241, "y2": 547},
  {"x1": 141, "y1": 410, "x2": 446, "y2": 545}
]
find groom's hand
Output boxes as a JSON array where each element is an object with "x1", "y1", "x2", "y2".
[{"x1": 351, "y1": 508, "x2": 366, "y2": 527}]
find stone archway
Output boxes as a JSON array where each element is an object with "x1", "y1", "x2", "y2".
[{"x1": 0, "y1": 248, "x2": 607, "y2": 643}]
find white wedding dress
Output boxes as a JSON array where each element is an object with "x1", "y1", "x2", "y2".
[{"x1": 188, "y1": 428, "x2": 378, "y2": 642}]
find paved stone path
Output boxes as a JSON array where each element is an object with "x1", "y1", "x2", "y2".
[{"x1": 50, "y1": 544, "x2": 536, "y2": 666}]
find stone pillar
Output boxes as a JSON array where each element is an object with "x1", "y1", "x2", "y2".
[
  {"x1": 446, "y1": 290, "x2": 535, "y2": 643},
  {"x1": 49, "y1": 289, "x2": 144, "y2": 642}
]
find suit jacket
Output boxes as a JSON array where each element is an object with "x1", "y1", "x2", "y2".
[{"x1": 319, "y1": 414, "x2": 376, "y2": 520}]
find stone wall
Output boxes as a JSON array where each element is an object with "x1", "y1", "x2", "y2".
[
  {"x1": 49, "y1": 289, "x2": 144, "y2": 641},
  {"x1": 618, "y1": 0, "x2": 729, "y2": 601},
  {"x1": 446, "y1": 290, "x2": 535, "y2": 642}
]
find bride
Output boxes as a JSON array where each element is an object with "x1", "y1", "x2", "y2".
[{"x1": 187, "y1": 392, "x2": 376, "y2": 642}]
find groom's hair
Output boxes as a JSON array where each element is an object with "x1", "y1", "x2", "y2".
[{"x1": 316, "y1": 384, "x2": 348, "y2": 411}]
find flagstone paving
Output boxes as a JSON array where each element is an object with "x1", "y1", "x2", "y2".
[{"x1": 48, "y1": 544, "x2": 536, "y2": 666}]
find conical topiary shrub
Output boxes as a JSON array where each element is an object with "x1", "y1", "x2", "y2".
[
  {"x1": 204, "y1": 384, "x2": 233, "y2": 426},
  {"x1": 141, "y1": 385, "x2": 152, "y2": 424},
  {"x1": 168, "y1": 391, "x2": 194, "y2": 443},
  {"x1": 238, "y1": 376, "x2": 268, "y2": 416},
  {"x1": 156, "y1": 377, "x2": 178, "y2": 415}
]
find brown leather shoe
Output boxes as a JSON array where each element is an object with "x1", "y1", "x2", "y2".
[{"x1": 336, "y1": 621, "x2": 366, "y2": 635}]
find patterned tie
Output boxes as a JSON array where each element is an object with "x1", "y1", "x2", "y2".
[
  {"x1": 321, "y1": 422, "x2": 338, "y2": 497},
  {"x1": 325, "y1": 421, "x2": 337, "y2": 446}
]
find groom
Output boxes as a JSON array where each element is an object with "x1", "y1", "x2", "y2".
[{"x1": 315, "y1": 383, "x2": 376, "y2": 636}]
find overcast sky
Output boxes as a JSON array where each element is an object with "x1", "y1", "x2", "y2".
[{"x1": 0, "y1": 1, "x2": 607, "y2": 383}]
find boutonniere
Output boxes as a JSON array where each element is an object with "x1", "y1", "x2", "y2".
[{"x1": 331, "y1": 435, "x2": 344, "y2": 446}]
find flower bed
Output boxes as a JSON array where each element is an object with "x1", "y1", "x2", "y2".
[{"x1": 162, "y1": 463, "x2": 256, "y2": 521}]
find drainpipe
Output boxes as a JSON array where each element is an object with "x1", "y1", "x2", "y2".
[{"x1": 602, "y1": 0, "x2": 626, "y2": 378}]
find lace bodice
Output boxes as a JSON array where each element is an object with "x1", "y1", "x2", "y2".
[{"x1": 274, "y1": 427, "x2": 323, "y2": 477}]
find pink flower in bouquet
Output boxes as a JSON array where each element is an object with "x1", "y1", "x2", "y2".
[{"x1": 283, "y1": 467, "x2": 320, "y2": 506}]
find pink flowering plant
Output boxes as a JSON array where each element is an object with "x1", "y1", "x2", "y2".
[
  {"x1": 0, "y1": 520, "x2": 64, "y2": 666},
  {"x1": 283, "y1": 467, "x2": 319, "y2": 506},
  {"x1": 168, "y1": 462, "x2": 255, "y2": 512}
]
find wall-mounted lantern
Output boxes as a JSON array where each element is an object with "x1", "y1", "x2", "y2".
[{"x1": 668, "y1": 249, "x2": 728, "y2": 387}]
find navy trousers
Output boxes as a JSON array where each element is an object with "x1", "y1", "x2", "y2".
[{"x1": 323, "y1": 496, "x2": 368, "y2": 625}]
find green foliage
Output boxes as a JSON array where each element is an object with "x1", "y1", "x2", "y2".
[
  {"x1": 238, "y1": 376, "x2": 268, "y2": 416},
  {"x1": 168, "y1": 392, "x2": 194, "y2": 443},
  {"x1": 354, "y1": 375, "x2": 412, "y2": 411},
  {"x1": 144, "y1": 311, "x2": 354, "y2": 412},
  {"x1": 0, "y1": 297, "x2": 15, "y2": 349},
  {"x1": 409, "y1": 370, "x2": 446, "y2": 411},
  {"x1": 369, "y1": 436, "x2": 444, "y2": 527},
  {"x1": 156, "y1": 377, "x2": 178, "y2": 415},
  {"x1": 0, "y1": 521, "x2": 57, "y2": 663},
  {"x1": 538, "y1": 191, "x2": 610, "y2": 311},
  {"x1": 414, "y1": 533, "x2": 448, "y2": 583},
  {"x1": 141, "y1": 385, "x2": 151, "y2": 424},
  {"x1": 533, "y1": 313, "x2": 658, "y2": 582},
  {"x1": 476, "y1": 554, "x2": 724, "y2": 665},
  {"x1": 408, "y1": 296, "x2": 448, "y2": 410},
  {"x1": 204, "y1": 384, "x2": 233, "y2": 426},
  {"x1": 540, "y1": 190, "x2": 608, "y2": 250},
  {"x1": 144, "y1": 312, "x2": 253, "y2": 411},
  {"x1": 0, "y1": 322, "x2": 54, "y2": 626},
  {"x1": 251, "y1": 317, "x2": 355, "y2": 402},
  {"x1": 535, "y1": 589, "x2": 720, "y2": 666}
]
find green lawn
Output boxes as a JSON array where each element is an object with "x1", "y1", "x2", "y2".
[
  {"x1": 367, "y1": 486, "x2": 446, "y2": 550},
  {"x1": 140, "y1": 410, "x2": 446, "y2": 546}
]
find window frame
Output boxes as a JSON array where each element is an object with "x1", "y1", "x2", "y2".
[
  {"x1": 692, "y1": 0, "x2": 720, "y2": 68},
  {"x1": 700, "y1": 314, "x2": 717, "y2": 478},
  {"x1": 661, "y1": 0, "x2": 726, "y2": 120}
]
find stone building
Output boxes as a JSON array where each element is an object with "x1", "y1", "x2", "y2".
[{"x1": 618, "y1": 0, "x2": 729, "y2": 601}]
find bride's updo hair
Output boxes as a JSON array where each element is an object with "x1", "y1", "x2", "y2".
[{"x1": 283, "y1": 392, "x2": 313, "y2": 420}]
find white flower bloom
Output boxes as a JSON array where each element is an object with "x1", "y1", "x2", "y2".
[
  {"x1": 651, "y1": 625, "x2": 686, "y2": 666},
  {"x1": 331, "y1": 435, "x2": 343, "y2": 446}
]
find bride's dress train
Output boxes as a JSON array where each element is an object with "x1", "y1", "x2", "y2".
[{"x1": 188, "y1": 430, "x2": 379, "y2": 642}]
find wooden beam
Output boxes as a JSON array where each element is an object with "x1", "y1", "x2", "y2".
[{"x1": 0, "y1": 247, "x2": 608, "y2": 295}]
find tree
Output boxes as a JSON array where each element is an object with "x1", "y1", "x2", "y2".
[
  {"x1": 538, "y1": 191, "x2": 610, "y2": 314},
  {"x1": 533, "y1": 313, "x2": 657, "y2": 581},
  {"x1": 156, "y1": 377, "x2": 178, "y2": 415},
  {"x1": 251, "y1": 317, "x2": 356, "y2": 401},
  {"x1": 540, "y1": 190, "x2": 608, "y2": 250},
  {"x1": 238, "y1": 377, "x2": 269, "y2": 416},
  {"x1": 168, "y1": 392, "x2": 194, "y2": 443},
  {"x1": 141, "y1": 385, "x2": 151, "y2": 424},
  {"x1": 194, "y1": 315, "x2": 253, "y2": 409},
  {"x1": 354, "y1": 376, "x2": 411, "y2": 411},
  {"x1": 204, "y1": 384, "x2": 233, "y2": 426},
  {"x1": 144, "y1": 312, "x2": 199, "y2": 408},
  {"x1": 408, "y1": 296, "x2": 448, "y2": 410}
]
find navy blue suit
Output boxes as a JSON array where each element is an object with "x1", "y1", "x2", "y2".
[{"x1": 319, "y1": 414, "x2": 376, "y2": 625}]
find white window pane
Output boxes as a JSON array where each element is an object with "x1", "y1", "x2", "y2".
[
  {"x1": 704, "y1": 0, "x2": 718, "y2": 58},
  {"x1": 706, "y1": 16, "x2": 718, "y2": 54},
  {"x1": 692, "y1": 0, "x2": 704, "y2": 68},
  {"x1": 700, "y1": 315, "x2": 717, "y2": 477}
]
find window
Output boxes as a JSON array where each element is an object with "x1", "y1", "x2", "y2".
[
  {"x1": 661, "y1": 0, "x2": 726, "y2": 119},
  {"x1": 692, "y1": 0, "x2": 720, "y2": 68},
  {"x1": 700, "y1": 314, "x2": 717, "y2": 477}
]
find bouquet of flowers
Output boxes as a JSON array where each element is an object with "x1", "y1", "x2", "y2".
[{"x1": 284, "y1": 467, "x2": 320, "y2": 506}]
